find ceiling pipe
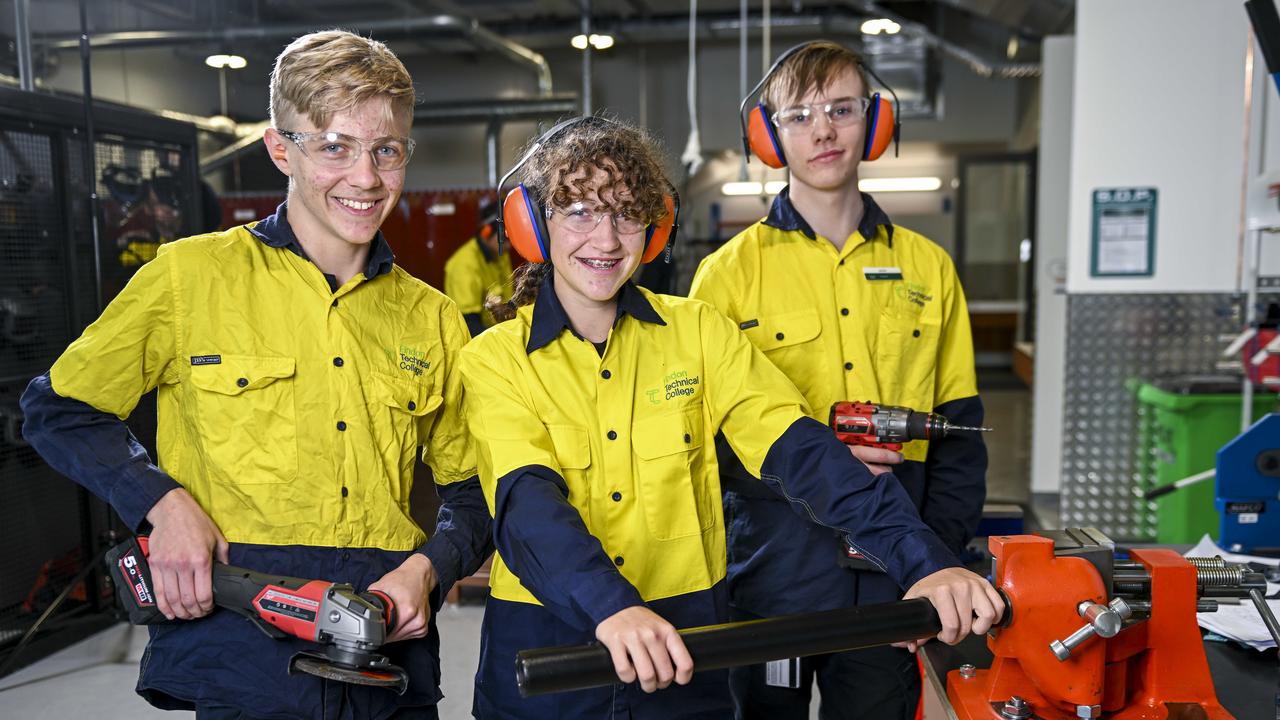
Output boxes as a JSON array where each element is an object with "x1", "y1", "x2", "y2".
[
  {"x1": 199, "y1": 120, "x2": 273, "y2": 173},
  {"x1": 14, "y1": 0, "x2": 34, "y2": 91},
  {"x1": 411, "y1": 95, "x2": 578, "y2": 124},
  {"x1": 33, "y1": 15, "x2": 554, "y2": 95},
  {"x1": 495, "y1": 8, "x2": 1039, "y2": 78}
]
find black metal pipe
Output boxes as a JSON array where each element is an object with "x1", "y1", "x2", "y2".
[{"x1": 515, "y1": 598, "x2": 941, "y2": 697}]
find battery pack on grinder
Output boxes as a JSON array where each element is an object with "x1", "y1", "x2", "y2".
[{"x1": 104, "y1": 535, "x2": 167, "y2": 624}]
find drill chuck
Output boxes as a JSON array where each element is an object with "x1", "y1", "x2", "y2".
[{"x1": 830, "y1": 401, "x2": 991, "y2": 447}]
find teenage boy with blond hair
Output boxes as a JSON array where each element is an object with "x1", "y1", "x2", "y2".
[
  {"x1": 21, "y1": 30, "x2": 490, "y2": 719},
  {"x1": 691, "y1": 41, "x2": 987, "y2": 720}
]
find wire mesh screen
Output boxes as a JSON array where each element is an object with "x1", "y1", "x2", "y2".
[
  {"x1": 0, "y1": 127, "x2": 72, "y2": 384},
  {"x1": 0, "y1": 415, "x2": 89, "y2": 646},
  {"x1": 0, "y1": 122, "x2": 99, "y2": 659},
  {"x1": 0, "y1": 88, "x2": 199, "y2": 675}
]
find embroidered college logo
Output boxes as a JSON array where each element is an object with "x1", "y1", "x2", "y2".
[
  {"x1": 392, "y1": 345, "x2": 431, "y2": 377},
  {"x1": 894, "y1": 281, "x2": 934, "y2": 308},
  {"x1": 647, "y1": 369, "x2": 700, "y2": 404}
]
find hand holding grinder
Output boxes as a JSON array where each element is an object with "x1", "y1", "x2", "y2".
[
  {"x1": 829, "y1": 401, "x2": 991, "y2": 452},
  {"x1": 105, "y1": 535, "x2": 409, "y2": 693}
]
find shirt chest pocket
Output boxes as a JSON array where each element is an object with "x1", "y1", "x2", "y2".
[
  {"x1": 749, "y1": 308, "x2": 822, "y2": 353},
  {"x1": 632, "y1": 406, "x2": 712, "y2": 541},
  {"x1": 874, "y1": 303, "x2": 942, "y2": 410},
  {"x1": 188, "y1": 355, "x2": 297, "y2": 484},
  {"x1": 546, "y1": 424, "x2": 593, "y2": 524},
  {"x1": 373, "y1": 372, "x2": 443, "y2": 444}
]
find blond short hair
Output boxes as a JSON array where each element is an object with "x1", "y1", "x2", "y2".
[
  {"x1": 761, "y1": 40, "x2": 872, "y2": 111},
  {"x1": 269, "y1": 30, "x2": 415, "y2": 130}
]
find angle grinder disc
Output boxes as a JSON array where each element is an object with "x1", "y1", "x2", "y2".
[{"x1": 290, "y1": 655, "x2": 409, "y2": 695}]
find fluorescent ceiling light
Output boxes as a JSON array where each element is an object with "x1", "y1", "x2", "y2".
[
  {"x1": 858, "y1": 177, "x2": 942, "y2": 192},
  {"x1": 572, "y1": 34, "x2": 614, "y2": 50},
  {"x1": 205, "y1": 54, "x2": 246, "y2": 70},
  {"x1": 721, "y1": 181, "x2": 788, "y2": 196},
  {"x1": 721, "y1": 181, "x2": 763, "y2": 196},
  {"x1": 860, "y1": 18, "x2": 901, "y2": 35}
]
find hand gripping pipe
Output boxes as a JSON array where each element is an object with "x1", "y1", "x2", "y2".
[{"x1": 514, "y1": 598, "x2": 941, "y2": 697}]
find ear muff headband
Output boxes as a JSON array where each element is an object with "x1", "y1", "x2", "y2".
[
  {"x1": 496, "y1": 116, "x2": 681, "y2": 264},
  {"x1": 738, "y1": 42, "x2": 903, "y2": 167}
]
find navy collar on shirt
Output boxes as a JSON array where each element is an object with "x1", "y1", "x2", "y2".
[
  {"x1": 763, "y1": 186, "x2": 895, "y2": 247},
  {"x1": 526, "y1": 270, "x2": 666, "y2": 354},
  {"x1": 249, "y1": 202, "x2": 396, "y2": 283}
]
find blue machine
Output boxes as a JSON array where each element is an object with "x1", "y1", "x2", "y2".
[{"x1": 1215, "y1": 413, "x2": 1280, "y2": 553}]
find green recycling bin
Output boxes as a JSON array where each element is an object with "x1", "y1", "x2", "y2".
[{"x1": 1137, "y1": 377, "x2": 1276, "y2": 544}]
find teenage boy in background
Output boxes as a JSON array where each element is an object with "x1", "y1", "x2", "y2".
[{"x1": 691, "y1": 41, "x2": 987, "y2": 720}]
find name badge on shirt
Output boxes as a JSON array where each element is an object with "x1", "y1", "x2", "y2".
[
  {"x1": 863, "y1": 266, "x2": 903, "y2": 281},
  {"x1": 190, "y1": 355, "x2": 222, "y2": 366}
]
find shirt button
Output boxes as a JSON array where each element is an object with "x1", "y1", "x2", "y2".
[
  {"x1": 613, "y1": 556, "x2": 624, "y2": 566},
  {"x1": 839, "y1": 259, "x2": 846, "y2": 266},
  {"x1": 601, "y1": 369, "x2": 611, "y2": 380},
  {"x1": 611, "y1": 491, "x2": 622, "y2": 502},
  {"x1": 407, "y1": 401, "x2": 416, "y2": 411},
  {"x1": 775, "y1": 332, "x2": 785, "y2": 341},
  {"x1": 336, "y1": 421, "x2": 347, "y2": 431},
  {"x1": 845, "y1": 362, "x2": 854, "y2": 371},
  {"x1": 333, "y1": 357, "x2": 344, "y2": 367},
  {"x1": 331, "y1": 299, "x2": 339, "y2": 308},
  {"x1": 913, "y1": 329, "x2": 921, "y2": 337},
  {"x1": 607, "y1": 430, "x2": 617, "y2": 441},
  {"x1": 841, "y1": 308, "x2": 850, "y2": 316},
  {"x1": 683, "y1": 433, "x2": 691, "y2": 443},
  {"x1": 341, "y1": 486, "x2": 348, "y2": 497},
  {"x1": 236, "y1": 377, "x2": 248, "y2": 388}
]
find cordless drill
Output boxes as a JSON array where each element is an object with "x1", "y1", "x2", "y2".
[
  {"x1": 828, "y1": 401, "x2": 990, "y2": 452},
  {"x1": 829, "y1": 401, "x2": 991, "y2": 568}
]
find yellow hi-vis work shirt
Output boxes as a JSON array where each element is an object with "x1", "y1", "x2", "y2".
[
  {"x1": 48, "y1": 221, "x2": 476, "y2": 550},
  {"x1": 460, "y1": 285, "x2": 808, "y2": 605},
  {"x1": 690, "y1": 190, "x2": 978, "y2": 463},
  {"x1": 459, "y1": 276, "x2": 957, "y2": 718},
  {"x1": 443, "y1": 236, "x2": 513, "y2": 329},
  {"x1": 459, "y1": 279, "x2": 953, "y2": 611}
]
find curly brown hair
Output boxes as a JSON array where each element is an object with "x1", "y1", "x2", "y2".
[{"x1": 488, "y1": 116, "x2": 671, "y2": 322}]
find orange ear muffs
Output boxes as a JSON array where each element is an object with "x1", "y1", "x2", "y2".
[
  {"x1": 740, "y1": 42, "x2": 903, "y2": 167},
  {"x1": 501, "y1": 184, "x2": 551, "y2": 263},
  {"x1": 641, "y1": 190, "x2": 681, "y2": 264},
  {"x1": 862, "y1": 93, "x2": 897, "y2": 162},
  {"x1": 746, "y1": 104, "x2": 787, "y2": 169}
]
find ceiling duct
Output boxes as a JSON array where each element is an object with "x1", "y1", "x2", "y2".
[
  {"x1": 32, "y1": 15, "x2": 553, "y2": 96},
  {"x1": 488, "y1": 6, "x2": 1040, "y2": 79},
  {"x1": 933, "y1": 0, "x2": 1075, "y2": 38}
]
